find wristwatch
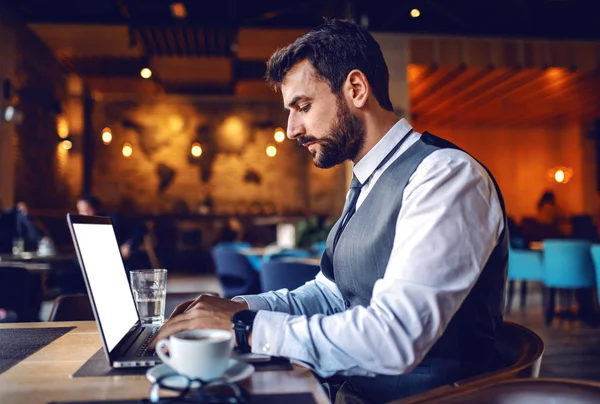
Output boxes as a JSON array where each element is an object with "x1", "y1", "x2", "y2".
[{"x1": 231, "y1": 309, "x2": 258, "y2": 353}]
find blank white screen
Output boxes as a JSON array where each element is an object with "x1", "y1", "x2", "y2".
[{"x1": 73, "y1": 223, "x2": 139, "y2": 351}]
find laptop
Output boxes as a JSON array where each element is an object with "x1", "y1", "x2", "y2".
[{"x1": 67, "y1": 213, "x2": 161, "y2": 368}]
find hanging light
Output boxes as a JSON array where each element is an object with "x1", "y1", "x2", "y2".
[
  {"x1": 102, "y1": 127, "x2": 112, "y2": 145},
  {"x1": 274, "y1": 127, "x2": 286, "y2": 143},
  {"x1": 191, "y1": 142, "x2": 202, "y2": 158},
  {"x1": 266, "y1": 145, "x2": 277, "y2": 157},
  {"x1": 140, "y1": 68, "x2": 152, "y2": 79},
  {"x1": 547, "y1": 166, "x2": 573, "y2": 184},
  {"x1": 61, "y1": 139, "x2": 73, "y2": 150},
  {"x1": 122, "y1": 142, "x2": 133, "y2": 157},
  {"x1": 410, "y1": 9, "x2": 421, "y2": 18},
  {"x1": 57, "y1": 115, "x2": 69, "y2": 139}
]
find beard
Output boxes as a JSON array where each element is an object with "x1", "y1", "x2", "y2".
[{"x1": 302, "y1": 98, "x2": 366, "y2": 169}]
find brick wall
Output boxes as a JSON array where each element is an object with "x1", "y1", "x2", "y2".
[
  {"x1": 12, "y1": 24, "x2": 79, "y2": 211},
  {"x1": 91, "y1": 96, "x2": 344, "y2": 215}
]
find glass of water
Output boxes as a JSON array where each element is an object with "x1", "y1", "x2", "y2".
[{"x1": 130, "y1": 269, "x2": 168, "y2": 325}]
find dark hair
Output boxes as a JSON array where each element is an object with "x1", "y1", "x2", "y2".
[
  {"x1": 78, "y1": 195, "x2": 102, "y2": 213},
  {"x1": 537, "y1": 190, "x2": 556, "y2": 210},
  {"x1": 265, "y1": 19, "x2": 394, "y2": 112}
]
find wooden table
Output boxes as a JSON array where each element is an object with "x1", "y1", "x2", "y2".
[{"x1": 0, "y1": 322, "x2": 329, "y2": 404}]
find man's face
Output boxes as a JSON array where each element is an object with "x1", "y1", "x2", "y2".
[
  {"x1": 77, "y1": 200, "x2": 95, "y2": 216},
  {"x1": 281, "y1": 60, "x2": 365, "y2": 168}
]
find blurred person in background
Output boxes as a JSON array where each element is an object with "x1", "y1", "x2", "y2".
[
  {"x1": 0, "y1": 201, "x2": 43, "y2": 253},
  {"x1": 77, "y1": 195, "x2": 147, "y2": 268}
]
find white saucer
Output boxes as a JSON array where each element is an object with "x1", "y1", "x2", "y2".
[{"x1": 146, "y1": 359, "x2": 255, "y2": 390}]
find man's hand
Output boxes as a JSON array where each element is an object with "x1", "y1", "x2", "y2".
[{"x1": 148, "y1": 294, "x2": 248, "y2": 350}]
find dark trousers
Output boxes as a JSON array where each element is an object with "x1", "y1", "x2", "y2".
[{"x1": 322, "y1": 357, "x2": 461, "y2": 404}]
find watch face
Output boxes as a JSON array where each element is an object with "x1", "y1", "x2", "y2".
[{"x1": 233, "y1": 309, "x2": 257, "y2": 325}]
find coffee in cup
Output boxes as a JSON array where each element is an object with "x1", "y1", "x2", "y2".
[{"x1": 155, "y1": 329, "x2": 233, "y2": 380}]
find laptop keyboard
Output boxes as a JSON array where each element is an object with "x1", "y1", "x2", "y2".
[{"x1": 136, "y1": 328, "x2": 158, "y2": 357}]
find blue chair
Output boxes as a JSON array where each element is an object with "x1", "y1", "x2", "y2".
[
  {"x1": 213, "y1": 241, "x2": 261, "y2": 270},
  {"x1": 213, "y1": 241, "x2": 252, "y2": 251},
  {"x1": 589, "y1": 245, "x2": 600, "y2": 307},
  {"x1": 311, "y1": 241, "x2": 327, "y2": 258},
  {"x1": 542, "y1": 240, "x2": 596, "y2": 325},
  {"x1": 212, "y1": 250, "x2": 261, "y2": 299},
  {"x1": 262, "y1": 249, "x2": 311, "y2": 263},
  {"x1": 259, "y1": 261, "x2": 320, "y2": 293},
  {"x1": 506, "y1": 248, "x2": 544, "y2": 313}
]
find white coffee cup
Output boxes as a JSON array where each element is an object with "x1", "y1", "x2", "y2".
[{"x1": 155, "y1": 329, "x2": 233, "y2": 380}]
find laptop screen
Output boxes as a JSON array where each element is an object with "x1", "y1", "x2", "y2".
[{"x1": 72, "y1": 222, "x2": 139, "y2": 351}]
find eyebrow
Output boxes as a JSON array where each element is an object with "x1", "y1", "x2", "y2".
[{"x1": 285, "y1": 95, "x2": 309, "y2": 111}]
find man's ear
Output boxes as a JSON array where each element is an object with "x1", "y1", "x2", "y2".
[{"x1": 345, "y1": 69, "x2": 369, "y2": 109}]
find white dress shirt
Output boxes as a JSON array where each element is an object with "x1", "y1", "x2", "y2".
[{"x1": 237, "y1": 119, "x2": 505, "y2": 378}]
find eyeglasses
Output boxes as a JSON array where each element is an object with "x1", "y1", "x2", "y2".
[{"x1": 148, "y1": 374, "x2": 249, "y2": 403}]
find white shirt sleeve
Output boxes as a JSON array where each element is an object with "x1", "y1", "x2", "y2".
[
  {"x1": 235, "y1": 271, "x2": 346, "y2": 316},
  {"x1": 249, "y1": 149, "x2": 505, "y2": 377}
]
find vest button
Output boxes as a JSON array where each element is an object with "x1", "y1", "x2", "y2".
[{"x1": 344, "y1": 299, "x2": 351, "y2": 308}]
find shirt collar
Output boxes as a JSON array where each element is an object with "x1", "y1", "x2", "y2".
[{"x1": 353, "y1": 118, "x2": 413, "y2": 185}]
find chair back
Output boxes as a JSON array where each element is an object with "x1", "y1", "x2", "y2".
[
  {"x1": 262, "y1": 249, "x2": 311, "y2": 263},
  {"x1": 259, "y1": 261, "x2": 320, "y2": 292},
  {"x1": 0, "y1": 266, "x2": 30, "y2": 322},
  {"x1": 508, "y1": 248, "x2": 544, "y2": 281},
  {"x1": 212, "y1": 250, "x2": 261, "y2": 298},
  {"x1": 213, "y1": 241, "x2": 252, "y2": 251},
  {"x1": 395, "y1": 378, "x2": 600, "y2": 404},
  {"x1": 542, "y1": 240, "x2": 595, "y2": 288},
  {"x1": 395, "y1": 322, "x2": 544, "y2": 403},
  {"x1": 48, "y1": 294, "x2": 95, "y2": 322},
  {"x1": 589, "y1": 245, "x2": 600, "y2": 299},
  {"x1": 311, "y1": 241, "x2": 327, "y2": 257}
]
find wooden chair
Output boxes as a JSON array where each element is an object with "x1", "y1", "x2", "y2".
[
  {"x1": 48, "y1": 294, "x2": 95, "y2": 322},
  {"x1": 393, "y1": 378, "x2": 600, "y2": 404},
  {"x1": 395, "y1": 321, "x2": 544, "y2": 403}
]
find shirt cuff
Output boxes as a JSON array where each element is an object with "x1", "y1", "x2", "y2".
[
  {"x1": 250, "y1": 311, "x2": 288, "y2": 356},
  {"x1": 231, "y1": 295, "x2": 272, "y2": 311}
]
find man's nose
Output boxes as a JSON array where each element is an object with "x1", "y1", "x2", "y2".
[{"x1": 287, "y1": 115, "x2": 304, "y2": 139}]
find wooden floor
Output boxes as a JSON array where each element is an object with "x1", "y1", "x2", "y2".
[{"x1": 506, "y1": 282, "x2": 600, "y2": 381}]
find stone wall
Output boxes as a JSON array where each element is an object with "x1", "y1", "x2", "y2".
[{"x1": 90, "y1": 96, "x2": 325, "y2": 215}]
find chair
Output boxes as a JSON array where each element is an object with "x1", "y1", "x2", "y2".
[
  {"x1": 213, "y1": 241, "x2": 252, "y2": 251},
  {"x1": 262, "y1": 249, "x2": 311, "y2": 263},
  {"x1": 48, "y1": 294, "x2": 95, "y2": 321},
  {"x1": 259, "y1": 261, "x2": 320, "y2": 292},
  {"x1": 212, "y1": 250, "x2": 261, "y2": 298},
  {"x1": 506, "y1": 248, "x2": 544, "y2": 312},
  {"x1": 396, "y1": 378, "x2": 600, "y2": 404},
  {"x1": 588, "y1": 245, "x2": 600, "y2": 304},
  {"x1": 394, "y1": 321, "x2": 544, "y2": 404},
  {"x1": 311, "y1": 241, "x2": 327, "y2": 258},
  {"x1": 542, "y1": 240, "x2": 595, "y2": 325},
  {"x1": 213, "y1": 241, "x2": 262, "y2": 270}
]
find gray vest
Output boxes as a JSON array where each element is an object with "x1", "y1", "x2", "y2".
[{"x1": 321, "y1": 132, "x2": 508, "y2": 377}]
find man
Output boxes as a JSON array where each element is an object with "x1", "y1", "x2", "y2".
[
  {"x1": 0, "y1": 201, "x2": 43, "y2": 253},
  {"x1": 151, "y1": 19, "x2": 507, "y2": 403}
]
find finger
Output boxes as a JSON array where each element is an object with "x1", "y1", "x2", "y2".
[
  {"x1": 183, "y1": 294, "x2": 214, "y2": 313},
  {"x1": 151, "y1": 308, "x2": 215, "y2": 347},
  {"x1": 149, "y1": 321, "x2": 196, "y2": 350},
  {"x1": 168, "y1": 300, "x2": 195, "y2": 319},
  {"x1": 148, "y1": 315, "x2": 189, "y2": 349}
]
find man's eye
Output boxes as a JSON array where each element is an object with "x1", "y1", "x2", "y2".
[{"x1": 299, "y1": 104, "x2": 311, "y2": 112}]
